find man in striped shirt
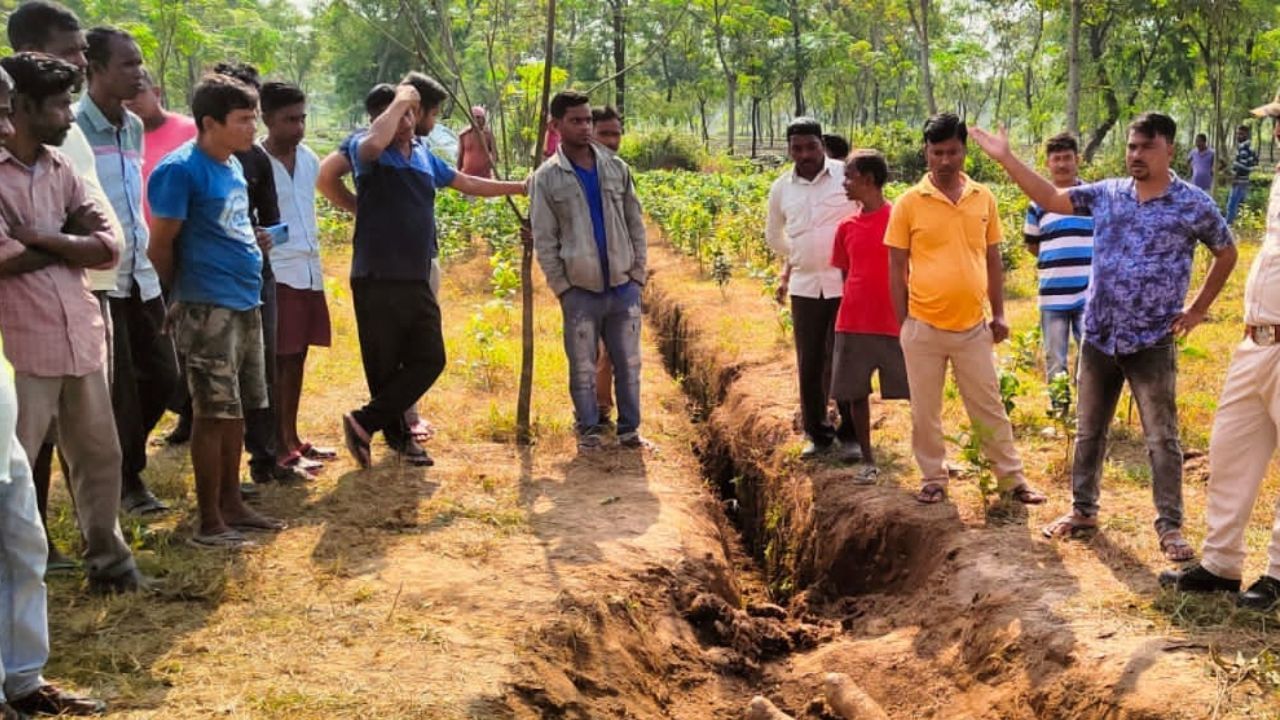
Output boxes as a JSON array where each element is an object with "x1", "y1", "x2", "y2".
[{"x1": 1022, "y1": 132, "x2": 1094, "y2": 399}]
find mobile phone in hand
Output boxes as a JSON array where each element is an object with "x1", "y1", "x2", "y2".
[{"x1": 263, "y1": 223, "x2": 289, "y2": 247}]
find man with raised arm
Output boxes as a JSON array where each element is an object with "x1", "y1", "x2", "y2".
[{"x1": 971, "y1": 113, "x2": 1237, "y2": 561}]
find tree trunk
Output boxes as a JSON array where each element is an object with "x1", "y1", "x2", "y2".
[
  {"x1": 906, "y1": 0, "x2": 936, "y2": 115},
  {"x1": 609, "y1": 0, "x2": 626, "y2": 118},
  {"x1": 751, "y1": 96, "x2": 760, "y2": 157},
  {"x1": 518, "y1": 0, "x2": 557, "y2": 445},
  {"x1": 789, "y1": 0, "x2": 805, "y2": 116},
  {"x1": 712, "y1": 0, "x2": 737, "y2": 155},
  {"x1": 698, "y1": 94, "x2": 710, "y2": 148},
  {"x1": 1065, "y1": 0, "x2": 1081, "y2": 135}
]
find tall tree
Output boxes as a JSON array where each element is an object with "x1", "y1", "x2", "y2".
[
  {"x1": 1065, "y1": 0, "x2": 1082, "y2": 134},
  {"x1": 905, "y1": 0, "x2": 936, "y2": 115}
]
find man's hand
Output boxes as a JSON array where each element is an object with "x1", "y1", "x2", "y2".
[
  {"x1": 11, "y1": 226, "x2": 40, "y2": 247},
  {"x1": 989, "y1": 315, "x2": 1010, "y2": 344},
  {"x1": 255, "y1": 227, "x2": 273, "y2": 253},
  {"x1": 969, "y1": 126, "x2": 1012, "y2": 161},
  {"x1": 1171, "y1": 306, "x2": 1207, "y2": 337},
  {"x1": 395, "y1": 84, "x2": 421, "y2": 107},
  {"x1": 774, "y1": 275, "x2": 790, "y2": 305}
]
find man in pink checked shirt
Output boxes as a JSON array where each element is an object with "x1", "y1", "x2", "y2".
[{"x1": 0, "y1": 53, "x2": 145, "y2": 599}]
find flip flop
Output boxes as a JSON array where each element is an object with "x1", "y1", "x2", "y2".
[
  {"x1": 408, "y1": 419, "x2": 435, "y2": 441},
  {"x1": 916, "y1": 481, "x2": 947, "y2": 504},
  {"x1": 279, "y1": 450, "x2": 323, "y2": 474},
  {"x1": 45, "y1": 558, "x2": 79, "y2": 575},
  {"x1": 229, "y1": 516, "x2": 287, "y2": 533},
  {"x1": 1159, "y1": 529, "x2": 1196, "y2": 562},
  {"x1": 852, "y1": 466, "x2": 879, "y2": 485},
  {"x1": 343, "y1": 413, "x2": 372, "y2": 469},
  {"x1": 1041, "y1": 513, "x2": 1097, "y2": 540},
  {"x1": 122, "y1": 489, "x2": 170, "y2": 517},
  {"x1": 299, "y1": 443, "x2": 338, "y2": 460},
  {"x1": 190, "y1": 530, "x2": 255, "y2": 549},
  {"x1": 1005, "y1": 484, "x2": 1047, "y2": 505}
]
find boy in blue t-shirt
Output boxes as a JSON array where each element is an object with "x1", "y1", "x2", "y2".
[{"x1": 148, "y1": 74, "x2": 284, "y2": 548}]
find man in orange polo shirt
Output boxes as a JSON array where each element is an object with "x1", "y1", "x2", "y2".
[{"x1": 885, "y1": 113, "x2": 1045, "y2": 506}]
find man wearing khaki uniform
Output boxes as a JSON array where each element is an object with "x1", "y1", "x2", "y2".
[{"x1": 1162, "y1": 95, "x2": 1280, "y2": 611}]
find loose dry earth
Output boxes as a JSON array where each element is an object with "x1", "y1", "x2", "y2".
[{"x1": 37, "y1": 227, "x2": 1280, "y2": 719}]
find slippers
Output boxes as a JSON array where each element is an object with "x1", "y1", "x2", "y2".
[
  {"x1": 190, "y1": 530, "x2": 255, "y2": 549},
  {"x1": 45, "y1": 558, "x2": 79, "y2": 575},
  {"x1": 916, "y1": 481, "x2": 947, "y2": 504},
  {"x1": 229, "y1": 516, "x2": 287, "y2": 533},
  {"x1": 299, "y1": 443, "x2": 338, "y2": 461},
  {"x1": 122, "y1": 489, "x2": 170, "y2": 517},
  {"x1": 343, "y1": 413, "x2": 372, "y2": 469},
  {"x1": 852, "y1": 466, "x2": 879, "y2": 485},
  {"x1": 1041, "y1": 513, "x2": 1097, "y2": 540},
  {"x1": 1159, "y1": 529, "x2": 1196, "y2": 562},
  {"x1": 1005, "y1": 484, "x2": 1047, "y2": 505},
  {"x1": 279, "y1": 451, "x2": 323, "y2": 474},
  {"x1": 408, "y1": 419, "x2": 435, "y2": 441}
]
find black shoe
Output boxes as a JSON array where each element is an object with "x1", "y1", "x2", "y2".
[
  {"x1": 1238, "y1": 575, "x2": 1280, "y2": 612},
  {"x1": 87, "y1": 568, "x2": 153, "y2": 596},
  {"x1": 1157, "y1": 563, "x2": 1240, "y2": 593},
  {"x1": 10, "y1": 684, "x2": 104, "y2": 716},
  {"x1": 165, "y1": 415, "x2": 192, "y2": 445}
]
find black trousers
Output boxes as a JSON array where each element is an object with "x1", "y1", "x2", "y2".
[
  {"x1": 244, "y1": 272, "x2": 278, "y2": 470},
  {"x1": 791, "y1": 294, "x2": 853, "y2": 444},
  {"x1": 350, "y1": 279, "x2": 446, "y2": 446},
  {"x1": 109, "y1": 287, "x2": 179, "y2": 480}
]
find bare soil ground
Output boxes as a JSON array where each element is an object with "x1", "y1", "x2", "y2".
[{"x1": 38, "y1": 231, "x2": 1280, "y2": 719}]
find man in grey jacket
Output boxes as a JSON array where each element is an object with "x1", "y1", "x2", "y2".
[{"x1": 531, "y1": 90, "x2": 648, "y2": 450}]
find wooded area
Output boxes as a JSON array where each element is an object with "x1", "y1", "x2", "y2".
[{"x1": 9, "y1": 1, "x2": 1280, "y2": 165}]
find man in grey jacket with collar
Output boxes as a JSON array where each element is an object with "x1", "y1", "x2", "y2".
[{"x1": 531, "y1": 90, "x2": 648, "y2": 450}]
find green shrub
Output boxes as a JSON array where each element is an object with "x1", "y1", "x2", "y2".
[
  {"x1": 850, "y1": 121, "x2": 923, "y2": 182},
  {"x1": 620, "y1": 129, "x2": 706, "y2": 171}
]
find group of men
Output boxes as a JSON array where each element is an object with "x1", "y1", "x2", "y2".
[{"x1": 766, "y1": 101, "x2": 1280, "y2": 612}]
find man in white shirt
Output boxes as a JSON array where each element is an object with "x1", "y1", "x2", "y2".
[
  {"x1": 259, "y1": 82, "x2": 336, "y2": 471},
  {"x1": 1161, "y1": 96, "x2": 1280, "y2": 611},
  {"x1": 765, "y1": 118, "x2": 859, "y2": 459}
]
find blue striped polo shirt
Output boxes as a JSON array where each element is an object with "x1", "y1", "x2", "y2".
[{"x1": 1024, "y1": 198, "x2": 1094, "y2": 312}]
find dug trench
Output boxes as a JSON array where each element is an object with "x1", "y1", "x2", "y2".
[{"x1": 512, "y1": 242, "x2": 1234, "y2": 720}]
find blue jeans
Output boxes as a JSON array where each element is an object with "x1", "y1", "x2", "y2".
[
  {"x1": 1225, "y1": 182, "x2": 1249, "y2": 224},
  {"x1": 1041, "y1": 308, "x2": 1083, "y2": 382},
  {"x1": 559, "y1": 283, "x2": 642, "y2": 436},
  {"x1": 0, "y1": 365, "x2": 50, "y2": 702}
]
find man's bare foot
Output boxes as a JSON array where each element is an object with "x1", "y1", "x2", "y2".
[{"x1": 222, "y1": 509, "x2": 286, "y2": 532}]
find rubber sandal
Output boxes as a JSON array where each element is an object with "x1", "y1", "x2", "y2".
[
  {"x1": 1041, "y1": 513, "x2": 1097, "y2": 539},
  {"x1": 1005, "y1": 484, "x2": 1047, "y2": 505},
  {"x1": 229, "y1": 516, "x2": 287, "y2": 533},
  {"x1": 1159, "y1": 529, "x2": 1196, "y2": 562},
  {"x1": 122, "y1": 489, "x2": 170, "y2": 516},
  {"x1": 279, "y1": 451, "x2": 323, "y2": 474},
  {"x1": 852, "y1": 466, "x2": 879, "y2": 485},
  {"x1": 408, "y1": 419, "x2": 435, "y2": 441},
  {"x1": 916, "y1": 481, "x2": 947, "y2": 504},
  {"x1": 189, "y1": 530, "x2": 255, "y2": 549},
  {"x1": 45, "y1": 558, "x2": 79, "y2": 575},
  {"x1": 343, "y1": 413, "x2": 372, "y2": 469},
  {"x1": 299, "y1": 443, "x2": 338, "y2": 460}
]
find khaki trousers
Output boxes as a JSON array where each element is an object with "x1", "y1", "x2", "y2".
[
  {"x1": 899, "y1": 318, "x2": 1026, "y2": 489},
  {"x1": 14, "y1": 369, "x2": 135, "y2": 580},
  {"x1": 1201, "y1": 340, "x2": 1280, "y2": 580}
]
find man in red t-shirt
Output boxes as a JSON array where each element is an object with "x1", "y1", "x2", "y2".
[{"x1": 830, "y1": 150, "x2": 909, "y2": 478}]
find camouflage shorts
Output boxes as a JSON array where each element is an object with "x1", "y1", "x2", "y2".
[{"x1": 172, "y1": 303, "x2": 268, "y2": 420}]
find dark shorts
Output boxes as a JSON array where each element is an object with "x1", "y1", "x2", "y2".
[
  {"x1": 172, "y1": 303, "x2": 268, "y2": 420},
  {"x1": 276, "y1": 284, "x2": 332, "y2": 355},
  {"x1": 830, "y1": 332, "x2": 910, "y2": 402}
]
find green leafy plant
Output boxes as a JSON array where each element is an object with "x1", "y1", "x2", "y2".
[
  {"x1": 946, "y1": 422, "x2": 998, "y2": 506},
  {"x1": 998, "y1": 366, "x2": 1023, "y2": 416},
  {"x1": 1046, "y1": 371, "x2": 1077, "y2": 468},
  {"x1": 711, "y1": 249, "x2": 732, "y2": 298}
]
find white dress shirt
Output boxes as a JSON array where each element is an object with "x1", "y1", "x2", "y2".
[
  {"x1": 765, "y1": 156, "x2": 858, "y2": 299},
  {"x1": 265, "y1": 143, "x2": 324, "y2": 291},
  {"x1": 1245, "y1": 171, "x2": 1280, "y2": 326}
]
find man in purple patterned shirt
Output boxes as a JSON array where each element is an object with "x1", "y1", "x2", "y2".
[{"x1": 973, "y1": 112, "x2": 1237, "y2": 562}]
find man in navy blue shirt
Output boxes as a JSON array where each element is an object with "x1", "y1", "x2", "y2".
[
  {"x1": 530, "y1": 91, "x2": 649, "y2": 450},
  {"x1": 336, "y1": 77, "x2": 525, "y2": 469}
]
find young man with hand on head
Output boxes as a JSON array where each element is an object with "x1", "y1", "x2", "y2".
[
  {"x1": 148, "y1": 74, "x2": 286, "y2": 549},
  {"x1": 972, "y1": 112, "x2": 1236, "y2": 560},
  {"x1": 829, "y1": 150, "x2": 909, "y2": 481},
  {"x1": 259, "y1": 81, "x2": 335, "y2": 473},
  {"x1": 531, "y1": 91, "x2": 649, "y2": 451},
  {"x1": 338, "y1": 76, "x2": 525, "y2": 469},
  {"x1": 76, "y1": 26, "x2": 178, "y2": 517},
  {"x1": 886, "y1": 113, "x2": 1046, "y2": 507}
]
